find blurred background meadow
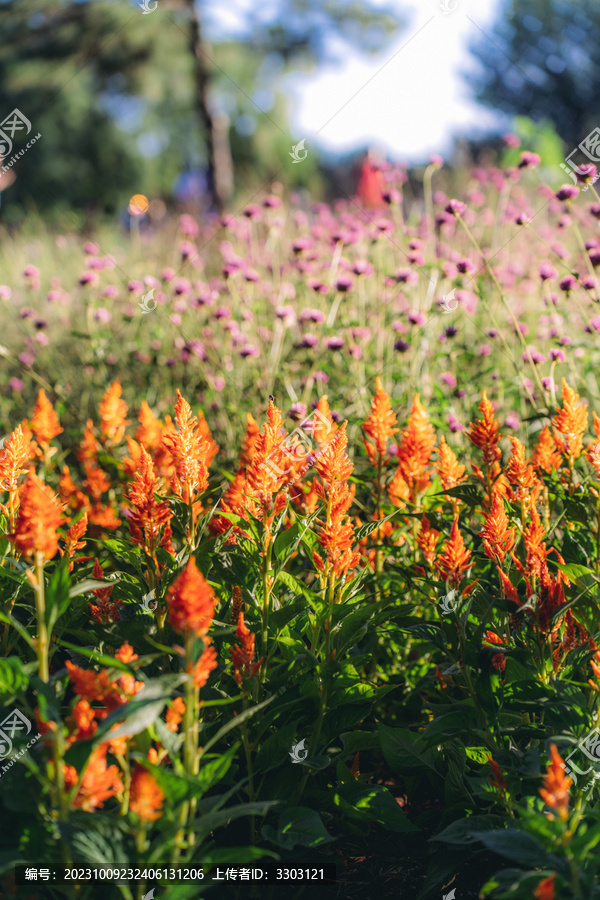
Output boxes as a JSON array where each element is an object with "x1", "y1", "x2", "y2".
[{"x1": 1, "y1": 0, "x2": 600, "y2": 462}]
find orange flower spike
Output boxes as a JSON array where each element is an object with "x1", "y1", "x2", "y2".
[
  {"x1": 190, "y1": 639, "x2": 218, "y2": 688},
  {"x1": 312, "y1": 396, "x2": 338, "y2": 446},
  {"x1": 230, "y1": 612, "x2": 261, "y2": 685},
  {"x1": 396, "y1": 394, "x2": 436, "y2": 502},
  {"x1": 68, "y1": 699, "x2": 98, "y2": 743},
  {"x1": 240, "y1": 413, "x2": 261, "y2": 469},
  {"x1": 166, "y1": 697, "x2": 186, "y2": 732},
  {"x1": 539, "y1": 744, "x2": 571, "y2": 821},
  {"x1": 0, "y1": 425, "x2": 32, "y2": 495},
  {"x1": 480, "y1": 490, "x2": 515, "y2": 564},
  {"x1": 487, "y1": 755, "x2": 508, "y2": 792},
  {"x1": 11, "y1": 472, "x2": 66, "y2": 561},
  {"x1": 533, "y1": 426, "x2": 562, "y2": 474},
  {"x1": 362, "y1": 377, "x2": 398, "y2": 464},
  {"x1": 136, "y1": 400, "x2": 164, "y2": 452},
  {"x1": 533, "y1": 875, "x2": 556, "y2": 900},
  {"x1": 59, "y1": 512, "x2": 88, "y2": 572},
  {"x1": 467, "y1": 390, "x2": 502, "y2": 466},
  {"x1": 434, "y1": 516, "x2": 472, "y2": 589},
  {"x1": 195, "y1": 409, "x2": 219, "y2": 468},
  {"x1": 313, "y1": 422, "x2": 353, "y2": 488},
  {"x1": 161, "y1": 390, "x2": 210, "y2": 503},
  {"x1": 506, "y1": 438, "x2": 537, "y2": 491},
  {"x1": 416, "y1": 514, "x2": 440, "y2": 566},
  {"x1": 388, "y1": 465, "x2": 410, "y2": 510},
  {"x1": 124, "y1": 445, "x2": 172, "y2": 556},
  {"x1": 129, "y1": 764, "x2": 165, "y2": 821},
  {"x1": 99, "y1": 380, "x2": 129, "y2": 446},
  {"x1": 30, "y1": 389, "x2": 63, "y2": 454},
  {"x1": 586, "y1": 439, "x2": 600, "y2": 481},
  {"x1": 552, "y1": 378, "x2": 588, "y2": 467},
  {"x1": 59, "y1": 465, "x2": 89, "y2": 513},
  {"x1": 64, "y1": 744, "x2": 123, "y2": 812},
  {"x1": 166, "y1": 558, "x2": 216, "y2": 637},
  {"x1": 593, "y1": 410, "x2": 600, "y2": 439},
  {"x1": 77, "y1": 419, "x2": 99, "y2": 465},
  {"x1": 436, "y1": 436, "x2": 466, "y2": 492}
]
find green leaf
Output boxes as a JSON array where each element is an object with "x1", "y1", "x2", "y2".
[
  {"x1": 354, "y1": 511, "x2": 399, "y2": 543},
  {"x1": 378, "y1": 723, "x2": 439, "y2": 774},
  {"x1": 433, "y1": 815, "x2": 508, "y2": 845},
  {"x1": 0, "y1": 658, "x2": 29, "y2": 696},
  {"x1": 93, "y1": 674, "x2": 186, "y2": 743},
  {"x1": 68, "y1": 578, "x2": 112, "y2": 598},
  {"x1": 471, "y1": 830, "x2": 551, "y2": 867},
  {"x1": 261, "y1": 806, "x2": 334, "y2": 849},
  {"x1": 333, "y1": 782, "x2": 418, "y2": 833}
]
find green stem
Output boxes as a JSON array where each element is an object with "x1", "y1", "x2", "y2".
[{"x1": 34, "y1": 551, "x2": 49, "y2": 682}]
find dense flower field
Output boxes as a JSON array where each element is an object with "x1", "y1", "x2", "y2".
[{"x1": 3, "y1": 152, "x2": 600, "y2": 898}]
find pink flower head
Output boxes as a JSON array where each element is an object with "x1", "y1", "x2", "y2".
[
  {"x1": 518, "y1": 151, "x2": 541, "y2": 169},
  {"x1": 556, "y1": 185, "x2": 579, "y2": 202}
]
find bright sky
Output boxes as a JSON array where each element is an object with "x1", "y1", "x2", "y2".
[{"x1": 210, "y1": 0, "x2": 507, "y2": 164}]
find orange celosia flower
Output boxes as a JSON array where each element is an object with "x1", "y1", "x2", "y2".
[
  {"x1": 30, "y1": 389, "x2": 63, "y2": 448},
  {"x1": 99, "y1": 381, "x2": 129, "y2": 446},
  {"x1": 416, "y1": 514, "x2": 440, "y2": 566},
  {"x1": 435, "y1": 516, "x2": 472, "y2": 588},
  {"x1": 467, "y1": 390, "x2": 502, "y2": 469},
  {"x1": 506, "y1": 437, "x2": 538, "y2": 494},
  {"x1": 497, "y1": 567, "x2": 521, "y2": 606},
  {"x1": 539, "y1": 744, "x2": 571, "y2": 821},
  {"x1": 387, "y1": 464, "x2": 410, "y2": 510},
  {"x1": 78, "y1": 419, "x2": 99, "y2": 464},
  {"x1": 533, "y1": 875, "x2": 555, "y2": 900},
  {"x1": 394, "y1": 394, "x2": 436, "y2": 502},
  {"x1": 11, "y1": 472, "x2": 65, "y2": 560},
  {"x1": 67, "y1": 699, "x2": 98, "y2": 743},
  {"x1": 189, "y1": 639, "x2": 218, "y2": 687},
  {"x1": 533, "y1": 426, "x2": 562, "y2": 474},
  {"x1": 166, "y1": 697, "x2": 185, "y2": 732},
  {"x1": 231, "y1": 586, "x2": 243, "y2": 624},
  {"x1": 88, "y1": 558, "x2": 122, "y2": 623},
  {"x1": 362, "y1": 377, "x2": 398, "y2": 464},
  {"x1": 59, "y1": 512, "x2": 89, "y2": 572},
  {"x1": 161, "y1": 391, "x2": 211, "y2": 503},
  {"x1": 124, "y1": 445, "x2": 173, "y2": 557},
  {"x1": 63, "y1": 744, "x2": 123, "y2": 812},
  {"x1": 480, "y1": 490, "x2": 515, "y2": 564},
  {"x1": 487, "y1": 756, "x2": 508, "y2": 792},
  {"x1": 196, "y1": 409, "x2": 219, "y2": 468},
  {"x1": 166, "y1": 558, "x2": 216, "y2": 637},
  {"x1": 136, "y1": 400, "x2": 164, "y2": 452},
  {"x1": 59, "y1": 465, "x2": 89, "y2": 513},
  {"x1": 436, "y1": 435, "x2": 467, "y2": 502},
  {"x1": 240, "y1": 412, "x2": 261, "y2": 469},
  {"x1": 244, "y1": 399, "x2": 297, "y2": 530},
  {"x1": 586, "y1": 439, "x2": 600, "y2": 481},
  {"x1": 65, "y1": 643, "x2": 143, "y2": 716},
  {"x1": 230, "y1": 613, "x2": 261, "y2": 685},
  {"x1": 129, "y1": 764, "x2": 165, "y2": 822},
  {"x1": 0, "y1": 425, "x2": 32, "y2": 496},
  {"x1": 552, "y1": 378, "x2": 588, "y2": 466},
  {"x1": 312, "y1": 396, "x2": 338, "y2": 447}
]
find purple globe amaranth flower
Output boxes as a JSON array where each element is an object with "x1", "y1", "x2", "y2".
[
  {"x1": 502, "y1": 133, "x2": 521, "y2": 148},
  {"x1": 275, "y1": 304, "x2": 295, "y2": 322},
  {"x1": 556, "y1": 184, "x2": 580, "y2": 201},
  {"x1": 242, "y1": 204, "x2": 262, "y2": 221},
  {"x1": 102, "y1": 285, "x2": 118, "y2": 298},
  {"x1": 582, "y1": 275, "x2": 597, "y2": 290},
  {"x1": 313, "y1": 370, "x2": 329, "y2": 384},
  {"x1": 288, "y1": 402, "x2": 307, "y2": 421},
  {"x1": 486, "y1": 328, "x2": 498, "y2": 338},
  {"x1": 83, "y1": 241, "x2": 100, "y2": 255},
  {"x1": 394, "y1": 339, "x2": 410, "y2": 353},
  {"x1": 292, "y1": 237, "x2": 313, "y2": 254},
  {"x1": 445, "y1": 199, "x2": 466, "y2": 216},
  {"x1": 550, "y1": 348, "x2": 566, "y2": 362},
  {"x1": 23, "y1": 265, "x2": 39, "y2": 279},
  {"x1": 456, "y1": 259, "x2": 476, "y2": 274},
  {"x1": 169, "y1": 313, "x2": 182, "y2": 326},
  {"x1": 263, "y1": 194, "x2": 282, "y2": 209},
  {"x1": 559, "y1": 274, "x2": 577, "y2": 292},
  {"x1": 479, "y1": 344, "x2": 492, "y2": 357},
  {"x1": 35, "y1": 332, "x2": 49, "y2": 346},
  {"x1": 348, "y1": 344, "x2": 362, "y2": 359},
  {"x1": 518, "y1": 151, "x2": 541, "y2": 169},
  {"x1": 439, "y1": 371, "x2": 457, "y2": 389},
  {"x1": 299, "y1": 334, "x2": 318, "y2": 349},
  {"x1": 542, "y1": 377, "x2": 555, "y2": 391},
  {"x1": 559, "y1": 335, "x2": 572, "y2": 345},
  {"x1": 9, "y1": 377, "x2": 24, "y2": 391},
  {"x1": 244, "y1": 268, "x2": 260, "y2": 283},
  {"x1": 373, "y1": 218, "x2": 394, "y2": 237},
  {"x1": 326, "y1": 336, "x2": 344, "y2": 350},
  {"x1": 127, "y1": 280, "x2": 144, "y2": 293},
  {"x1": 179, "y1": 240, "x2": 196, "y2": 260},
  {"x1": 0, "y1": 285, "x2": 11, "y2": 300},
  {"x1": 161, "y1": 267, "x2": 176, "y2": 282},
  {"x1": 34, "y1": 318, "x2": 47, "y2": 330},
  {"x1": 214, "y1": 306, "x2": 231, "y2": 320},
  {"x1": 444, "y1": 326, "x2": 458, "y2": 338},
  {"x1": 335, "y1": 276, "x2": 353, "y2": 292},
  {"x1": 86, "y1": 256, "x2": 106, "y2": 270},
  {"x1": 539, "y1": 262, "x2": 557, "y2": 281},
  {"x1": 174, "y1": 278, "x2": 192, "y2": 295},
  {"x1": 589, "y1": 316, "x2": 600, "y2": 332},
  {"x1": 396, "y1": 269, "x2": 418, "y2": 285},
  {"x1": 382, "y1": 188, "x2": 402, "y2": 205},
  {"x1": 47, "y1": 290, "x2": 62, "y2": 303},
  {"x1": 408, "y1": 311, "x2": 426, "y2": 327},
  {"x1": 352, "y1": 326, "x2": 371, "y2": 341},
  {"x1": 576, "y1": 163, "x2": 598, "y2": 184},
  {"x1": 446, "y1": 414, "x2": 464, "y2": 433},
  {"x1": 504, "y1": 413, "x2": 520, "y2": 429},
  {"x1": 144, "y1": 275, "x2": 160, "y2": 288},
  {"x1": 173, "y1": 298, "x2": 188, "y2": 313},
  {"x1": 179, "y1": 214, "x2": 199, "y2": 238},
  {"x1": 18, "y1": 352, "x2": 35, "y2": 366},
  {"x1": 524, "y1": 347, "x2": 545, "y2": 365},
  {"x1": 430, "y1": 154, "x2": 444, "y2": 168},
  {"x1": 19, "y1": 307, "x2": 35, "y2": 319},
  {"x1": 590, "y1": 203, "x2": 600, "y2": 220},
  {"x1": 352, "y1": 259, "x2": 373, "y2": 276},
  {"x1": 79, "y1": 270, "x2": 99, "y2": 286},
  {"x1": 589, "y1": 249, "x2": 600, "y2": 268}
]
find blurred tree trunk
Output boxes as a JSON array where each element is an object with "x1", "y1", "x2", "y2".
[{"x1": 184, "y1": 0, "x2": 233, "y2": 213}]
